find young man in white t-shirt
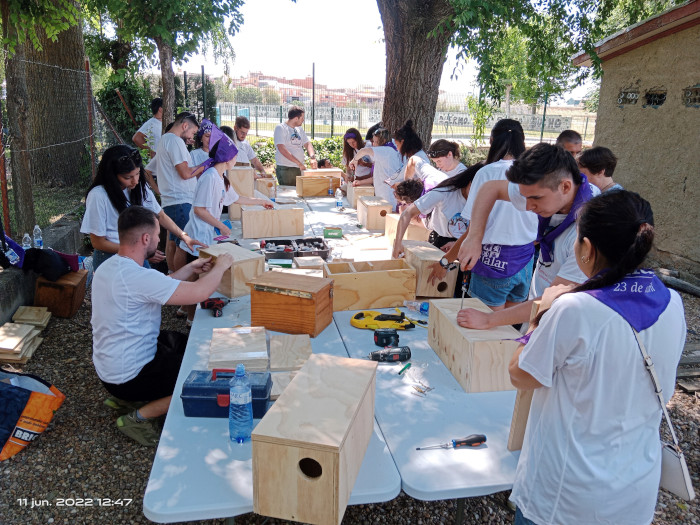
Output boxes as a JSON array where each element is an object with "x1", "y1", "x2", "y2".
[
  {"x1": 154, "y1": 112, "x2": 200, "y2": 272},
  {"x1": 231, "y1": 116, "x2": 269, "y2": 177},
  {"x1": 132, "y1": 98, "x2": 163, "y2": 158},
  {"x1": 456, "y1": 143, "x2": 599, "y2": 329},
  {"x1": 92, "y1": 206, "x2": 233, "y2": 447},
  {"x1": 273, "y1": 106, "x2": 317, "y2": 185}
]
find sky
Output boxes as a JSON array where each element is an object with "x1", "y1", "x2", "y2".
[{"x1": 176, "y1": 0, "x2": 590, "y2": 101}]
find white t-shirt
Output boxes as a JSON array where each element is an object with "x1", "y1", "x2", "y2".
[
  {"x1": 274, "y1": 123, "x2": 309, "y2": 167},
  {"x1": 370, "y1": 146, "x2": 403, "y2": 210},
  {"x1": 511, "y1": 291, "x2": 686, "y2": 525},
  {"x1": 463, "y1": 159, "x2": 538, "y2": 246},
  {"x1": 136, "y1": 117, "x2": 162, "y2": 150},
  {"x1": 442, "y1": 162, "x2": 467, "y2": 177},
  {"x1": 81, "y1": 185, "x2": 161, "y2": 244},
  {"x1": 91, "y1": 256, "x2": 180, "y2": 384},
  {"x1": 414, "y1": 187, "x2": 467, "y2": 238},
  {"x1": 233, "y1": 137, "x2": 256, "y2": 164},
  {"x1": 190, "y1": 148, "x2": 209, "y2": 167},
  {"x1": 343, "y1": 150, "x2": 372, "y2": 179},
  {"x1": 155, "y1": 133, "x2": 196, "y2": 207},
  {"x1": 181, "y1": 167, "x2": 240, "y2": 256},
  {"x1": 508, "y1": 181, "x2": 600, "y2": 298},
  {"x1": 414, "y1": 159, "x2": 448, "y2": 190}
]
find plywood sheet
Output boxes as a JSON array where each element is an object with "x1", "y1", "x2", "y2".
[
  {"x1": 346, "y1": 185, "x2": 374, "y2": 208},
  {"x1": 384, "y1": 213, "x2": 430, "y2": 247},
  {"x1": 240, "y1": 205, "x2": 304, "y2": 238},
  {"x1": 294, "y1": 256, "x2": 325, "y2": 269},
  {"x1": 357, "y1": 196, "x2": 391, "y2": 231},
  {"x1": 270, "y1": 370, "x2": 298, "y2": 400},
  {"x1": 208, "y1": 326, "x2": 269, "y2": 371},
  {"x1": 269, "y1": 334, "x2": 312, "y2": 371},
  {"x1": 403, "y1": 241, "x2": 458, "y2": 297},
  {"x1": 228, "y1": 166, "x2": 255, "y2": 197},
  {"x1": 0, "y1": 323, "x2": 35, "y2": 353}
]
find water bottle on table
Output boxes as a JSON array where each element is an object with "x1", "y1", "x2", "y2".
[
  {"x1": 335, "y1": 188, "x2": 344, "y2": 210},
  {"x1": 403, "y1": 300, "x2": 429, "y2": 316},
  {"x1": 33, "y1": 224, "x2": 43, "y2": 249},
  {"x1": 22, "y1": 233, "x2": 31, "y2": 250},
  {"x1": 229, "y1": 364, "x2": 253, "y2": 444}
]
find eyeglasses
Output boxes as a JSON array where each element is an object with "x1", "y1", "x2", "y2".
[
  {"x1": 118, "y1": 148, "x2": 142, "y2": 167},
  {"x1": 427, "y1": 150, "x2": 450, "y2": 158}
]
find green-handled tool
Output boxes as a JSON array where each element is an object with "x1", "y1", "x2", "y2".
[{"x1": 416, "y1": 433, "x2": 487, "y2": 450}]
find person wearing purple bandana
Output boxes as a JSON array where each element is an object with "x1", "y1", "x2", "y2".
[
  {"x1": 456, "y1": 143, "x2": 599, "y2": 329},
  {"x1": 507, "y1": 190, "x2": 686, "y2": 525}
]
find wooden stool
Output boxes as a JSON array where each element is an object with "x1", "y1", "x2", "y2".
[{"x1": 34, "y1": 270, "x2": 88, "y2": 318}]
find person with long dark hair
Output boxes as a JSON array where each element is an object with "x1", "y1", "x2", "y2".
[
  {"x1": 349, "y1": 127, "x2": 402, "y2": 209},
  {"x1": 508, "y1": 190, "x2": 686, "y2": 524},
  {"x1": 81, "y1": 145, "x2": 204, "y2": 271},
  {"x1": 341, "y1": 128, "x2": 372, "y2": 186}
]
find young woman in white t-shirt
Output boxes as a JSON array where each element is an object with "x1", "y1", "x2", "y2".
[
  {"x1": 189, "y1": 120, "x2": 212, "y2": 167},
  {"x1": 173, "y1": 133, "x2": 273, "y2": 323},
  {"x1": 509, "y1": 190, "x2": 686, "y2": 525},
  {"x1": 349, "y1": 128, "x2": 402, "y2": 209},
  {"x1": 80, "y1": 145, "x2": 204, "y2": 271},
  {"x1": 341, "y1": 128, "x2": 372, "y2": 187}
]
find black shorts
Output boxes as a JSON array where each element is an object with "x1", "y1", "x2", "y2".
[{"x1": 101, "y1": 330, "x2": 188, "y2": 402}]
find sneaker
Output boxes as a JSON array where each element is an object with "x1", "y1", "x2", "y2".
[
  {"x1": 103, "y1": 397, "x2": 145, "y2": 415},
  {"x1": 116, "y1": 411, "x2": 161, "y2": 447}
]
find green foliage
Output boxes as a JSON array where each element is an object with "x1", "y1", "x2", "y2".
[
  {"x1": 175, "y1": 75, "x2": 217, "y2": 121},
  {"x1": 584, "y1": 84, "x2": 600, "y2": 113},
  {"x1": 233, "y1": 86, "x2": 262, "y2": 104},
  {"x1": 251, "y1": 136, "x2": 344, "y2": 168},
  {"x1": 466, "y1": 94, "x2": 494, "y2": 143},
  {"x1": 252, "y1": 138, "x2": 275, "y2": 166},
  {"x1": 95, "y1": 75, "x2": 154, "y2": 144},
  {"x1": 596, "y1": 0, "x2": 684, "y2": 40},
  {"x1": 261, "y1": 87, "x2": 280, "y2": 105},
  {"x1": 1, "y1": 0, "x2": 80, "y2": 54}
]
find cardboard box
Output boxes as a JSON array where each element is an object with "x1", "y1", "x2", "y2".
[
  {"x1": 247, "y1": 272, "x2": 333, "y2": 337},
  {"x1": 322, "y1": 260, "x2": 416, "y2": 311},
  {"x1": 384, "y1": 213, "x2": 430, "y2": 247},
  {"x1": 296, "y1": 176, "x2": 341, "y2": 197},
  {"x1": 357, "y1": 196, "x2": 392, "y2": 231},
  {"x1": 403, "y1": 241, "x2": 458, "y2": 297},
  {"x1": 346, "y1": 185, "x2": 374, "y2": 209},
  {"x1": 34, "y1": 270, "x2": 87, "y2": 318},
  {"x1": 255, "y1": 177, "x2": 277, "y2": 199},
  {"x1": 253, "y1": 354, "x2": 377, "y2": 525},
  {"x1": 427, "y1": 298, "x2": 521, "y2": 393},
  {"x1": 240, "y1": 205, "x2": 304, "y2": 238},
  {"x1": 198, "y1": 243, "x2": 265, "y2": 298}
]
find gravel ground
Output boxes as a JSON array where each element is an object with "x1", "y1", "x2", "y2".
[{"x1": 0, "y1": 289, "x2": 698, "y2": 525}]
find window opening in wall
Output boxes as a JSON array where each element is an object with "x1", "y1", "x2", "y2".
[
  {"x1": 683, "y1": 85, "x2": 700, "y2": 107},
  {"x1": 643, "y1": 88, "x2": 667, "y2": 107},
  {"x1": 617, "y1": 90, "x2": 639, "y2": 105}
]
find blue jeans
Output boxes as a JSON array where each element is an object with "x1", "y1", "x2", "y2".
[
  {"x1": 515, "y1": 507, "x2": 538, "y2": 525},
  {"x1": 163, "y1": 203, "x2": 192, "y2": 241},
  {"x1": 468, "y1": 257, "x2": 534, "y2": 306}
]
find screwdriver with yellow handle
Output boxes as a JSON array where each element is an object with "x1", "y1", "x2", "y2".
[{"x1": 416, "y1": 434, "x2": 486, "y2": 450}]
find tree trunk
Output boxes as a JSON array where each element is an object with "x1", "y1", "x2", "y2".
[
  {"x1": 377, "y1": 0, "x2": 453, "y2": 145},
  {"x1": 23, "y1": 17, "x2": 88, "y2": 186},
  {"x1": 155, "y1": 36, "x2": 175, "y2": 133},
  {"x1": 2, "y1": 0, "x2": 36, "y2": 234}
]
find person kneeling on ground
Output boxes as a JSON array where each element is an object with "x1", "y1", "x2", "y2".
[{"x1": 91, "y1": 205, "x2": 234, "y2": 447}]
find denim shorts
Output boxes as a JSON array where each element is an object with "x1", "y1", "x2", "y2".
[
  {"x1": 163, "y1": 203, "x2": 192, "y2": 241},
  {"x1": 468, "y1": 257, "x2": 533, "y2": 307},
  {"x1": 514, "y1": 508, "x2": 538, "y2": 525}
]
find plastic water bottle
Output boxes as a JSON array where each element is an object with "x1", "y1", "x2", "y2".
[
  {"x1": 328, "y1": 179, "x2": 334, "y2": 196},
  {"x1": 32, "y1": 224, "x2": 43, "y2": 249},
  {"x1": 229, "y1": 364, "x2": 253, "y2": 444},
  {"x1": 403, "y1": 300, "x2": 429, "y2": 316},
  {"x1": 3, "y1": 245, "x2": 19, "y2": 265},
  {"x1": 335, "y1": 188, "x2": 344, "y2": 210},
  {"x1": 22, "y1": 233, "x2": 32, "y2": 250}
]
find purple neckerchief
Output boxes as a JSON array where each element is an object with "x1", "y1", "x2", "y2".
[
  {"x1": 537, "y1": 174, "x2": 593, "y2": 264},
  {"x1": 383, "y1": 142, "x2": 398, "y2": 151},
  {"x1": 471, "y1": 242, "x2": 535, "y2": 278},
  {"x1": 583, "y1": 269, "x2": 671, "y2": 331},
  {"x1": 192, "y1": 124, "x2": 236, "y2": 174}
]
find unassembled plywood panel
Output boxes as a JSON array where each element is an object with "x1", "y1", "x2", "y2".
[
  {"x1": 384, "y1": 213, "x2": 430, "y2": 247},
  {"x1": 208, "y1": 326, "x2": 269, "y2": 371},
  {"x1": 241, "y1": 205, "x2": 304, "y2": 238},
  {"x1": 357, "y1": 196, "x2": 391, "y2": 231},
  {"x1": 270, "y1": 370, "x2": 298, "y2": 400},
  {"x1": 403, "y1": 241, "x2": 458, "y2": 297},
  {"x1": 296, "y1": 176, "x2": 340, "y2": 197},
  {"x1": 0, "y1": 323, "x2": 35, "y2": 353},
  {"x1": 269, "y1": 334, "x2": 312, "y2": 371},
  {"x1": 294, "y1": 256, "x2": 325, "y2": 269},
  {"x1": 323, "y1": 260, "x2": 416, "y2": 311},
  {"x1": 0, "y1": 336, "x2": 42, "y2": 364},
  {"x1": 346, "y1": 185, "x2": 374, "y2": 209},
  {"x1": 427, "y1": 298, "x2": 520, "y2": 393},
  {"x1": 253, "y1": 354, "x2": 377, "y2": 525},
  {"x1": 199, "y1": 243, "x2": 265, "y2": 298},
  {"x1": 255, "y1": 178, "x2": 277, "y2": 199},
  {"x1": 12, "y1": 306, "x2": 50, "y2": 328},
  {"x1": 228, "y1": 166, "x2": 255, "y2": 197}
]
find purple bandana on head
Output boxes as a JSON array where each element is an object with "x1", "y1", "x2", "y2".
[
  {"x1": 344, "y1": 132, "x2": 357, "y2": 140},
  {"x1": 193, "y1": 123, "x2": 237, "y2": 174},
  {"x1": 197, "y1": 118, "x2": 214, "y2": 138},
  {"x1": 584, "y1": 269, "x2": 671, "y2": 331},
  {"x1": 537, "y1": 174, "x2": 594, "y2": 264}
]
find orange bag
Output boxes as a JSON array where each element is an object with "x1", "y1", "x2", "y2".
[{"x1": 0, "y1": 370, "x2": 65, "y2": 461}]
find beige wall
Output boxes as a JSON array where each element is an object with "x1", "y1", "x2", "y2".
[{"x1": 594, "y1": 24, "x2": 700, "y2": 272}]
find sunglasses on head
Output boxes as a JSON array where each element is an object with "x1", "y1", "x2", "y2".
[
  {"x1": 118, "y1": 148, "x2": 142, "y2": 166},
  {"x1": 427, "y1": 150, "x2": 450, "y2": 158}
]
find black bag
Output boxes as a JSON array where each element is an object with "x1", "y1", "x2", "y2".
[{"x1": 22, "y1": 248, "x2": 71, "y2": 281}]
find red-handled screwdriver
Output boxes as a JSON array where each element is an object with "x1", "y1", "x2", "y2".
[{"x1": 416, "y1": 434, "x2": 486, "y2": 450}]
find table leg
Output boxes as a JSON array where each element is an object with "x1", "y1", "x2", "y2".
[{"x1": 455, "y1": 498, "x2": 466, "y2": 524}]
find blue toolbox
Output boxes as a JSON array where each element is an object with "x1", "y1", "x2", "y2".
[{"x1": 180, "y1": 369, "x2": 272, "y2": 419}]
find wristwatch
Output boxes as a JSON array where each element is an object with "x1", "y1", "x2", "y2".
[{"x1": 439, "y1": 256, "x2": 450, "y2": 268}]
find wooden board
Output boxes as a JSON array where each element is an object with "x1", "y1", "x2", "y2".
[
  {"x1": 0, "y1": 323, "x2": 35, "y2": 353},
  {"x1": 427, "y1": 298, "x2": 521, "y2": 393},
  {"x1": 240, "y1": 205, "x2": 304, "y2": 238},
  {"x1": 198, "y1": 243, "x2": 265, "y2": 298},
  {"x1": 403, "y1": 241, "x2": 458, "y2": 297},
  {"x1": 323, "y1": 260, "x2": 416, "y2": 311},
  {"x1": 301, "y1": 168, "x2": 343, "y2": 179},
  {"x1": 296, "y1": 176, "x2": 341, "y2": 197},
  {"x1": 228, "y1": 166, "x2": 255, "y2": 197},
  {"x1": 270, "y1": 370, "x2": 298, "y2": 400},
  {"x1": 269, "y1": 334, "x2": 312, "y2": 372},
  {"x1": 384, "y1": 213, "x2": 430, "y2": 247},
  {"x1": 12, "y1": 306, "x2": 48, "y2": 323},
  {"x1": 207, "y1": 326, "x2": 269, "y2": 371},
  {"x1": 507, "y1": 301, "x2": 541, "y2": 451},
  {"x1": 255, "y1": 177, "x2": 277, "y2": 199},
  {"x1": 253, "y1": 354, "x2": 377, "y2": 525},
  {"x1": 34, "y1": 270, "x2": 88, "y2": 319},
  {"x1": 346, "y1": 185, "x2": 374, "y2": 209},
  {"x1": 270, "y1": 267, "x2": 324, "y2": 278},
  {"x1": 357, "y1": 196, "x2": 392, "y2": 231},
  {"x1": 0, "y1": 336, "x2": 42, "y2": 364},
  {"x1": 294, "y1": 256, "x2": 325, "y2": 269}
]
